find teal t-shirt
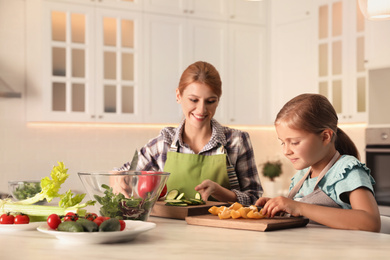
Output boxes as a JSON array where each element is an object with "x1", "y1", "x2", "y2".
[{"x1": 289, "y1": 155, "x2": 375, "y2": 209}]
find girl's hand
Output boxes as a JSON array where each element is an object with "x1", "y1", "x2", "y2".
[
  {"x1": 261, "y1": 196, "x2": 302, "y2": 218},
  {"x1": 255, "y1": 197, "x2": 271, "y2": 207},
  {"x1": 194, "y1": 179, "x2": 219, "y2": 201}
]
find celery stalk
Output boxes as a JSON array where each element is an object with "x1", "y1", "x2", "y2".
[{"x1": 0, "y1": 201, "x2": 87, "y2": 222}]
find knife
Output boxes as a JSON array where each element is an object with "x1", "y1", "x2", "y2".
[{"x1": 129, "y1": 149, "x2": 138, "y2": 171}]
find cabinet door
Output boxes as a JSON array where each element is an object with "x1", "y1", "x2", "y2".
[
  {"x1": 144, "y1": 0, "x2": 228, "y2": 21},
  {"x1": 55, "y1": 0, "x2": 144, "y2": 11},
  {"x1": 269, "y1": 0, "x2": 316, "y2": 124},
  {"x1": 227, "y1": 23, "x2": 265, "y2": 125},
  {"x1": 186, "y1": 19, "x2": 229, "y2": 124},
  {"x1": 228, "y1": 0, "x2": 267, "y2": 25},
  {"x1": 317, "y1": 0, "x2": 367, "y2": 123},
  {"x1": 40, "y1": 2, "x2": 96, "y2": 122},
  {"x1": 365, "y1": 20, "x2": 390, "y2": 70},
  {"x1": 143, "y1": 14, "x2": 185, "y2": 123},
  {"x1": 94, "y1": 8, "x2": 143, "y2": 123}
]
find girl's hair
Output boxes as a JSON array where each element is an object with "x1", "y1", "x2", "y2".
[
  {"x1": 177, "y1": 61, "x2": 222, "y2": 99},
  {"x1": 275, "y1": 93, "x2": 360, "y2": 159}
]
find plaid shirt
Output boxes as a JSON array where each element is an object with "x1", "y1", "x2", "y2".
[{"x1": 117, "y1": 119, "x2": 263, "y2": 205}]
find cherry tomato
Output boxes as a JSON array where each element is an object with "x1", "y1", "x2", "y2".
[
  {"x1": 137, "y1": 171, "x2": 160, "y2": 198},
  {"x1": 47, "y1": 214, "x2": 62, "y2": 229},
  {"x1": 119, "y1": 220, "x2": 126, "y2": 231},
  {"x1": 85, "y1": 213, "x2": 98, "y2": 221},
  {"x1": 93, "y1": 216, "x2": 105, "y2": 227},
  {"x1": 63, "y1": 212, "x2": 78, "y2": 222},
  {"x1": 159, "y1": 184, "x2": 167, "y2": 199},
  {"x1": 0, "y1": 213, "x2": 14, "y2": 224},
  {"x1": 14, "y1": 214, "x2": 30, "y2": 224}
]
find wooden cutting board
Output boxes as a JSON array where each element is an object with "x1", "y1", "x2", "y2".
[
  {"x1": 185, "y1": 214, "x2": 309, "y2": 232},
  {"x1": 150, "y1": 201, "x2": 229, "y2": 220}
]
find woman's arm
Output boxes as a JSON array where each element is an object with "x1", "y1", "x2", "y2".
[{"x1": 261, "y1": 187, "x2": 381, "y2": 232}]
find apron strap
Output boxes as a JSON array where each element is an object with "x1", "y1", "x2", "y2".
[{"x1": 288, "y1": 151, "x2": 340, "y2": 199}]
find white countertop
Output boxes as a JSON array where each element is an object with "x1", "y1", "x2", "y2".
[{"x1": 1, "y1": 216, "x2": 390, "y2": 260}]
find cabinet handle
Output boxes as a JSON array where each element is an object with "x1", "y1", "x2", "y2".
[
  {"x1": 306, "y1": 11, "x2": 310, "y2": 15},
  {"x1": 189, "y1": 10, "x2": 194, "y2": 14},
  {"x1": 91, "y1": 115, "x2": 95, "y2": 118},
  {"x1": 184, "y1": 10, "x2": 188, "y2": 13},
  {"x1": 230, "y1": 15, "x2": 235, "y2": 19},
  {"x1": 230, "y1": 118, "x2": 235, "y2": 122},
  {"x1": 98, "y1": 115, "x2": 103, "y2": 119}
]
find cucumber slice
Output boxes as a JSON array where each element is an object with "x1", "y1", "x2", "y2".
[
  {"x1": 194, "y1": 192, "x2": 202, "y2": 200},
  {"x1": 166, "y1": 189, "x2": 180, "y2": 200},
  {"x1": 165, "y1": 202, "x2": 188, "y2": 207},
  {"x1": 176, "y1": 192, "x2": 185, "y2": 200},
  {"x1": 164, "y1": 199, "x2": 183, "y2": 203}
]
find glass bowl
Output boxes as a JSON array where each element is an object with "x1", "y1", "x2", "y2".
[
  {"x1": 8, "y1": 180, "x2": 46, "y2": 204},
  {"x1": 78, "y1": 171, "x2": 170, "y2": 221}
]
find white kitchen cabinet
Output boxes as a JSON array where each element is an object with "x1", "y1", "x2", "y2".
[
  {"x1": 143, "y1": 13, "x2": 229, "y2": 124},
  {"x1": 143, "y1": 13, "x2": 266, "y2": 125},
  {"x1": 47, "y1": 0, "x2": 143, "y2": 11},
  {"x1": 143, "y1": 0, "x2": 228, "y2": 21},
  {"x1": 316, "y1": 0, "x2": 367, "y2": 123},
  {"x1": 225, "y1": 23, "x2": 266, "y2": 125},
  {"x1": 26, "y1": 0, "x2": 143, "y2": 123},
  {"x1": 268, "y1": 0, "x2": 316, "y2": 124},
  {"x1": 144, "y1": 0, "x2": 266, "y2": 25},
  {"x1": 365, "y1": 20, "x2": 390, "y2": 70},
  {"x1": 228, "y1": 0, "x2": 267, "y2": 25}
]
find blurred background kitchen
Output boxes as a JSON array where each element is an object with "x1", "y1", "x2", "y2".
[{"x1": 0, "y1": 0, "x2": 389, "y2": 211}]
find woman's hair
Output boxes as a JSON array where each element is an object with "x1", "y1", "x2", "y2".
[
  {"x1": 275, "y1": 93, "x2": 360, "y2": 159},
  {"x1": 177, "y1": 61, "x2": 222, "y2": 99}
]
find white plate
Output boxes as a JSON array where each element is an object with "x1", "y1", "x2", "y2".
[
  {"x1": 37, "y1": 220, "x2": 156, "y2": 244},
  {"x1": 0, "y1": 222, "x2": 45, "y2": 232}
]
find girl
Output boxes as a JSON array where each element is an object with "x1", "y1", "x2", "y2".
[
  {"x1": 256, "y1": 93, "x2": 380, "y2": 232},
  {"x1": 117, "y1": 61, "x2": 262, "y2": 205}
]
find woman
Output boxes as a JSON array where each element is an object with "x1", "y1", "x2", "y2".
[
  {"x1": 256, "y1": 93, "x2": 380, "y2": 231},
  {"x1": 117, "y1": 61, "x2": 262, "y2": 205}
]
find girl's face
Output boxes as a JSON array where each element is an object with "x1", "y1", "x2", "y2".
[
  {"x1": 176, "y1": 82, "x2": 219, "y2": 130},
  {"x1": 275, "y1": 123, "x2": 332, "y2": 171}
]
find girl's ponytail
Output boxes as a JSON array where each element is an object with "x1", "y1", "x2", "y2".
[{"x1": 335, "y1": 127, "x2": 360, "y2": 160}]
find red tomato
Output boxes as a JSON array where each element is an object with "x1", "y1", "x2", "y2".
[
  {"x1": 47, "y1": 214, "x2": 62, "y2": 229},
  {"x1": 0, "y1": 213, "x2": 14, "y2": 224},
  {"x1": 137, "y1": 171, "x2": 160, "y2": 198},
  {"x1": 14, "y1": 214, "x2": 30, "y2": 224},
  {"x1": 119, "y1": 220, "x2": 126, "y2": 231},
  {"x1": 159, "y1": 184, "x2": 167, "y2": 199},
  {"x1": 93, "y1": 216, "x2": 105, "y2": 227},
  {"x1": 85, "y1": 213, "x2": 98, "y2": 221},
  {"x1": 63, "y1": 212, "x2": 78, "y2": 222}
]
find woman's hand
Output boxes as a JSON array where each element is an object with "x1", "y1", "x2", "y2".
[
  {"x1": 195, "y1": 179, "x2": 237, "y2": 202},
  {"x1": 260, "y1": 196, "x2": 302, "y2": 218},
  {"x1": 109, "y1": 171, "x2": 132, "y2": 198}
]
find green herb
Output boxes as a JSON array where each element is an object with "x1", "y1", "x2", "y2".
[
  {"x1": 94, "y1": 184, "x2": 155, "y2": 221},
  {"x1": 12, "y1": 182, "x2": 42, "y2": 200}
]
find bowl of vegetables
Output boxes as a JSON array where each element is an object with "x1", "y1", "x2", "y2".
[
  {"x1": 8, "y1": 180, "x2": 46, "y2": 204},
  {"x1": 78, "y1": 171, "x2": 170, "y2": 221}
]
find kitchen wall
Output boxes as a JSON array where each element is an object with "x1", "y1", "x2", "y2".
[{"x1": 0, "y1": 0, "x2": 366, "y2": 198}]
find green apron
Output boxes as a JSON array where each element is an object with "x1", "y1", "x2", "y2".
[{"x1": 163, "y1": 142, "x2": 236, "y2": 199}]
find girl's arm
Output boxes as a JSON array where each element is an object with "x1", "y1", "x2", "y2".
[{"x1": 261, "y1": 187, "x2": 381, "y2": 232}]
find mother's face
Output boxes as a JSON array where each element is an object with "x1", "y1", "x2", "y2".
[{"x1": 176, "y1": 82, "x2": 219, "y2": 129}]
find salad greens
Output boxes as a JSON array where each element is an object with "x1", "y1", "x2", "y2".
[
  {"x1": 12, "y1": 182, "x2": 42, "y2": 200},
  {"x1": 0, "y1": 162, "x2": 95, "y2": 222},
  {"x1": 94, "y1": 184, "x2": 155, "y2": 221}
]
